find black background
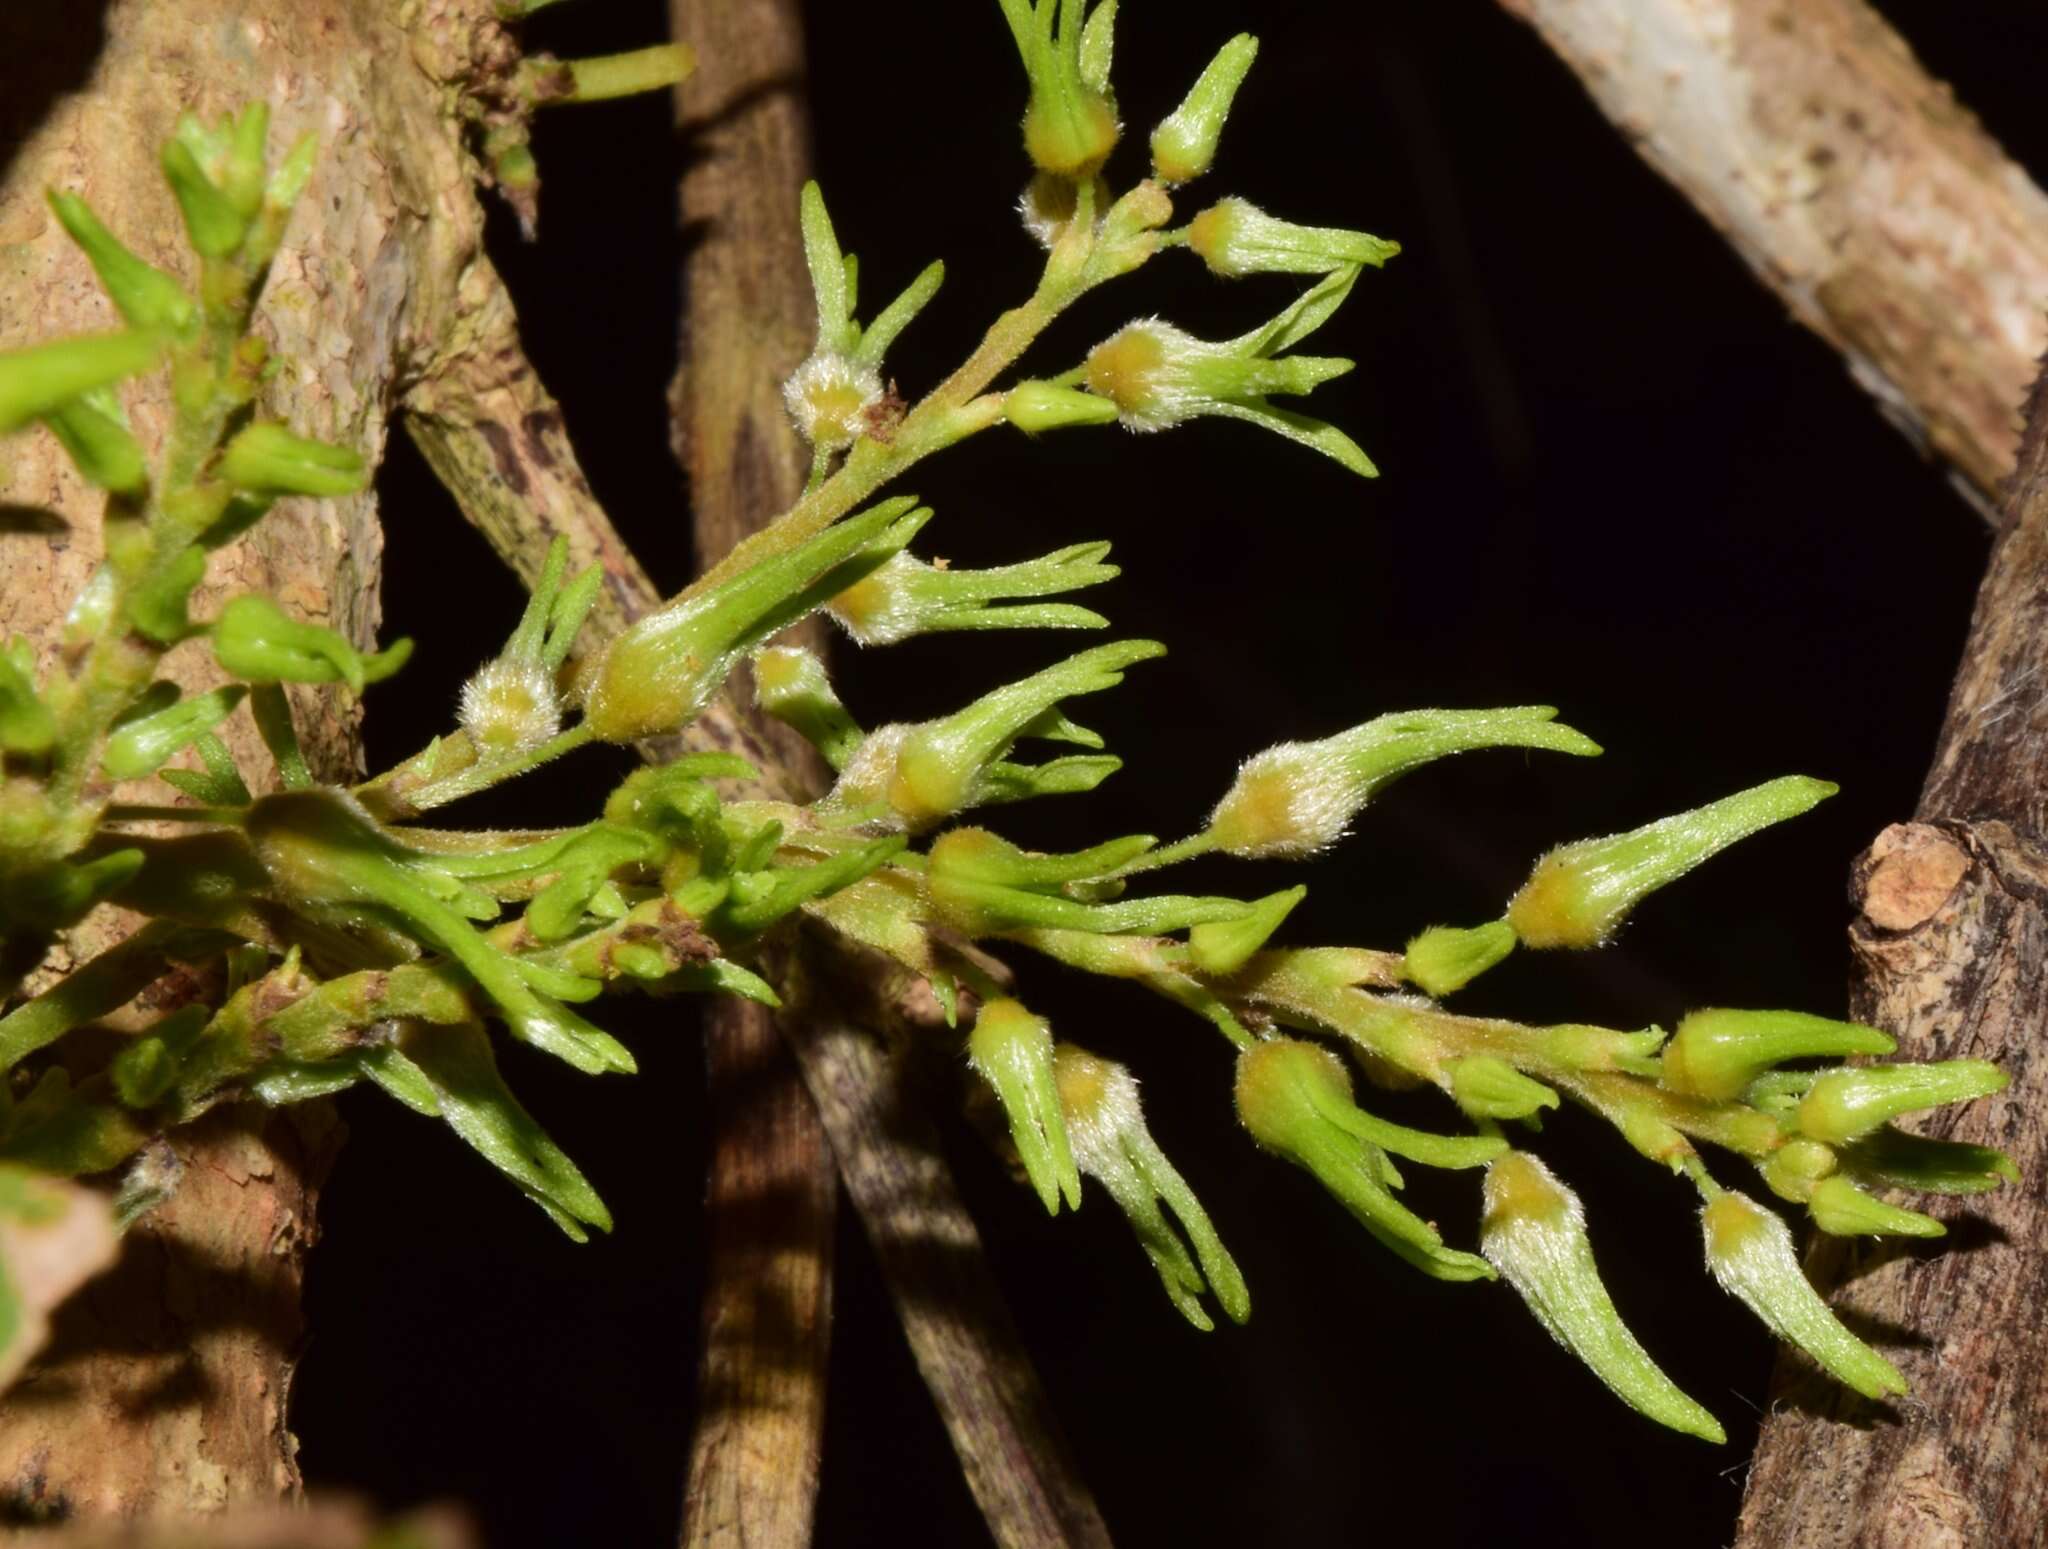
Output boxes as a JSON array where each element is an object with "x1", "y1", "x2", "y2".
[{"x1": 291, "y1": 3, "x2": 2045, "y2": 1545}]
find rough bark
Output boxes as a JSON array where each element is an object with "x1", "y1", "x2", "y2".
[
  {"x1": 1731, "y1": 367, "x2": 2048, "y2": 1546},
  {"x1": 1493, "y1": 0, "x2": 2048, "y2": 510},
  {"x1": 664, "y1": 5, "x2": 839, "y2": 1545},
  {"x1": 0, "y1": 0, "x2": 529, "y2": 1517}
]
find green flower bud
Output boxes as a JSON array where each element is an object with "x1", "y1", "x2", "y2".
[
  {"x1": 584, "y1": 498, "x2": 925, "y2": 743},
  {"x1": 1208, "y1": 707, "x2": 1599, "y2": 859},
  {"x1": 1839, "y1": 1125, "x2": 2018, "y2": 1196},
  {"x1": 1482, "y1": 1153, "x2": 1724, "y2": 1442},
  {"x1": 830, "y1": 539, "x2": 1115, "y2": 644},
  {"x1": 753, "y1": 645, "x2": 865, "y2": 770},
  {"x1": 101, "y1": 685, "x2": 246, "y2": 782},
  {"x1": 1450, "y1": 1055, "x2": 1558, "y2": 1122},
  {"x1": 1084, "y1": 265, "x2": 1379, "y2": 476},
  {"x1": 1702, "y1": 1190, "x2": 1907, "y2": 1399},
  {"x1": 1235, "y1": 1038, "x2": 1496, "y2": 1281},
  {"x1": 970, "y1": 998, "x2": 1079, "y2": 1214},
  {"x1": 1187, "y1": 885, "x2": 1303, "y2": 977},
  {"x1": 212, "y1": 594, "x2": 411, "y2": 695},
  {"x1": 1759, "y1": 1137, "x2": 1838, "y2": 1203},
  {"x1": 1507, "y1": 776, "x2": 1838, "y2": 950},
  {"x1": 1188, "y1": 198, "x2": 1400, "y2": 280},
  {"x1": 1149, "y1": 33, "x2": 1258, "y2": 184},
  {"x1": 47, "y1": 193, "x2": 198, "y2": 334},
  {"x1": 1660, "y1": 1008, "x2": 1896, "y2": 1101},
  {"x1": 840, "y1": 638, "x2": 1158, "y2": 829},
  {"x1": 1403, "y1": 921, "x2": 1519, "y2": 998},
  {"x1": 997, "y1": 0, "x2": 1121, "y2": 176},
  {"x1": 217, "y1": 422, "x2": 368, "y2": 499},
  {"x1": 1003, "y1": 382, "x2": 1121, "y2": 434},
  {"x1": 1054, "y1": 1043, "x2": 1249, "y2": 1330},
  {"x1": 1794, "y1": 1059, "x2": 2007, "y2": 1146},
  {"x1": 0, "y1": 330, "x2": 163, "y2": 436}
]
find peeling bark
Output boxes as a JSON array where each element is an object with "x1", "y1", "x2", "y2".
[
  {"x1": 1493, "y1": 0, "x2": 2048, "y2": 509},
  {"x1": 1732, "y1": 368, "x2": 2048, "y2": 1545}
]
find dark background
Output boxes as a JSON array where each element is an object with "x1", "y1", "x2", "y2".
[{"x1": 292, "y1": 2, "x2": 2045, "y2": 1545}]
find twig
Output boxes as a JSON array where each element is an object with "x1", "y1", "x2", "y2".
[{"x1": 1494, "y1": 0, "x2": 2048, "y2": 511}]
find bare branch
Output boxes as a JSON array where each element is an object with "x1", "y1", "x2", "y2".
[{"x1": 1495, "y1": 0, "x2": 2048, "y2": 510}]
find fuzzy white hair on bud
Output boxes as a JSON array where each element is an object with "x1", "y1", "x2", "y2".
[
  {"x1": 458, "y1": 656, "x2": 562, "y2": 754},
  {"x1": 1700, "y1": 1191, "x2": 1907, "y2": 1398},
  {"x1": 1017, "y1": 172, "x2": 1109, "y2": 250},
  {"x1": 1084, "y1": 319, "x2": 1214, "y2": 433},
  {"x1": 828, "y1": 551, "x2": 923, "y2": 646},
  {"x1": 1205, "y1": 739, "x2": 1357, "y2": 858},
  {"x1": 781, "y1": 351, "x2": 883, "y2": 449},
  {"x1": 822, "y1": 722, "x2": 911, "y2": 818}
]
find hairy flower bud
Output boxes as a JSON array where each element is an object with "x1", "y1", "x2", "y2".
[
  {"x1": 1017, "y1": 172, "x2": 1112, "y2": 250},
  {"x1": 1236, "y1": 1038, "x2": 1497, "y2": 1281},
  {"x1": 459, "y1": 657, "x2": 563, "y2": 755},
  {"x1": 1207, "y1": 707, "x2": 1598, "y2": 859},
  {"x1": 970, "y1": 999, "x2": 1079, "y2": 1214},
  {"x1": 584, "y1": 498, "x2": 924, "y2": 742},
  {"x1": 782, "y1": 352, "x2": 884, "y2": 452},
  {"x1": 828, "y1": 639, "x2": 1158, "y2": 829},
  {"x1": 1660, "y1": 1008, "x2": 1896, "y2": 1102},
  {"x1": 1082, "y1": 266, "x2": 1377, "y2": 473},
  {"x1": 1403, "y1": 921, "x2": 1519, "y2": 998},
  {"x1": 1702, "y1": 1190, "x2": 1906, "y2": 1399},
  {"x1": 753, "y1": 645, "x2": 864, "y2": 769},
  {"x1": 1149, "y1": 33, "x2": 1258, "y2": 184},
  {"x1": 1188, "y1": 198, "x2": 1399, "y2": 279},
  {"x1": 1794, "y1": 1059, "x2": 2007, "y2": 1146},
  {"x1": 829, "y1": 540, "x2": 1115, "y2": 644},
  {"x1": 1507, "y1": 776, "x2": 1837, "y2": 950},
  {"x1": 1055, "y1": 1044, "x2": 1249, "y2": 1329},
  {"x1": 1482, "y1": 1152, "x2": 1724, "y2": 1441}
]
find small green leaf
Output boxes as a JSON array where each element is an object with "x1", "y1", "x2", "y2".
[
  {"x1": 0, "y1": 330, "x2": 164, "y2": 436},
  {"x1": 404, "y1": 1022, "x2": 612, "y2": 1239}
]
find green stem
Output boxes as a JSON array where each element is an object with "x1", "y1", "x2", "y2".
[
  {"x1": 685, "y1": 219, "x2": 1113, "y2": 599},
  {"x1": 359, "y1": 721, "x2": 596, "y2": 817},
  {"x1": 549, "y1": 44, "x2": 696, "y2": 105}
]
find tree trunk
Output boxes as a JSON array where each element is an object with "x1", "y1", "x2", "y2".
[
  {"x1": 1493, "y1": 0, "x2": 2048, "y2": 512},
  {"x1": 0, "y1": 0, "x2": 523, "y2": 1517},
  {"x1": 1732, "y1": 366, "x2": 2048, "y2": 1546}
]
